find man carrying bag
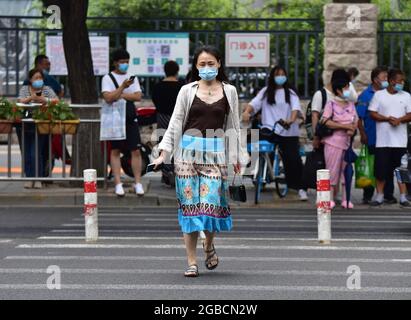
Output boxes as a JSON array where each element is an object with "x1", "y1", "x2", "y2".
[{"x1": 100, "y1": 48, "x2": 145, "y2": 197}]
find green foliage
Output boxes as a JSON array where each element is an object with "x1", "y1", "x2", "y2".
[
  {"x1": 0, "y1": 98, "x2": 24, "y2": 121},
  {"x1": 33, "y1": 100, "x2": 77, "y2": 122}
]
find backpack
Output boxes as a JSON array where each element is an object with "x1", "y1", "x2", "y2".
[{"x1": 305, "y1": 87, "x2": 327, "y2": 140}]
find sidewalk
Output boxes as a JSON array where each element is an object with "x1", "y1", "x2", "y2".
[{"x1": 0, "y1": 172, "x2": 379, "y2": 209}]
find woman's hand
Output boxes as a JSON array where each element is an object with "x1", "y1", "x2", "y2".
[
  {"x1": 153, "y1": 150, "x2": 166, "y2": 170},
  {"x1": 233, "y1": 162, "x2": 241, "y2": 174},
  {"x1": 345, "y1": 123, "x2": 356, "y2": 132},
  {"x1": 31, "y1": 94, "x2": 47, "y2": 104},
  {"x1": 347, "y1": 130, "x2": 355, "y2": 137},
  {"x1": 241, "y1": 111, "x2": 251, "y2": 123}
]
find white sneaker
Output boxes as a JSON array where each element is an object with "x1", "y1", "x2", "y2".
[
  {"x1": 33, "y1": 181, "x2": 42, "y2": 189},
  {"x1": 298, "y1": 189, "x2": 308, "y2": 201},
  {"x1": 24, "y1": 181, "x2": 33, "y2": 189},
  {"x1": 134, "y1": 183, "x2": 144, "y2": 196},
  {"x1": 115, "y1": 183, "x2": 125, "y2": 197}
]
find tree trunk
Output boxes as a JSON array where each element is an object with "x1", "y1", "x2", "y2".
[{"x1": 43, "y1": 0, "x2": 104, "y2": 180}]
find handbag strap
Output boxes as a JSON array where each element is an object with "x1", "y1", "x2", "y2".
[
  {"x1": 232, "y1": 172, "x2": 244, "y2": 185},
  {"x1": 108, "y1": 72, "x2": 120, "y2": 89},
  {"x1": 321, "y1": 100, "x2": 335, "y2": 124}
]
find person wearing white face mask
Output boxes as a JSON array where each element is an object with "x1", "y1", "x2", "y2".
[
  {"x1": 101, "y1": 49, "x2": 144, "y2": 197},
  {"x1": 356, "y1": 66, "x2": 393, "y2": 204},
  {"x1": 368, "y1": 68, "x2": 411, "y2": 208},
  {"x1": 242, "y1": 66, "x2": 308, "y2": 201},
  {"x1": 17, "y1": 68, "x2": 58, "y2": 189},
  {"x1": 152, "y1": 46, "x2": 249, "y2": 277},
  {"x1": 320, "y1": 78, "x2": 359, "y2": 209}
]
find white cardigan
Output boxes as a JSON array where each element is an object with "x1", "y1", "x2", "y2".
[{"x1": 158, "y1": 81, "x2": 250, "y2": 166}]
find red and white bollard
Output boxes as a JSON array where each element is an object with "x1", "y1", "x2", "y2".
[
  {"x1": 317, "y1": 169, "x2": 331, "y2": 244},
  {"x1": 84, "y1": 169, "x2": 98, "y2": 242}
]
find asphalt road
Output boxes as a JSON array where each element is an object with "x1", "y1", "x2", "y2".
[{"x1": 0, "y1": 206, "x2": 411, "y2": 300}]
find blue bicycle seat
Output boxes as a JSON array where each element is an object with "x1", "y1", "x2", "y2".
[{"x1": 247, "y1": 140, "x2": 275, "y2": 152}]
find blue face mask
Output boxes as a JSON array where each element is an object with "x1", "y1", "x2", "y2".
[
  {"x1": 380, "y1": 80, "x2": 389, "y2": 89},
  {"x1": 198, "y1": 67, "x2": 218, "y2": 81},
  {"x1": 394, "y1": 83, "x2": 404, "y2": 92},
  {"x1": 118, "y1": 63, "x2": 129, "y2": 73},
  {"x1": 274, "y1": 76, "x2": 287, "y2": 86},
  {"x1": 32, "y1": 80, "x2": 44, "y2": 89},
  {"x1": 342, "y1": 89, "x2": 351, "y2": 99},
  {"x1": 42, "y1": 69, "x2": 50, "y2": 76}
]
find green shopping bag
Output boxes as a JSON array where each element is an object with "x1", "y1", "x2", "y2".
[{"x1": 355, "y1": 145, "x2": 375, "y2": 188}]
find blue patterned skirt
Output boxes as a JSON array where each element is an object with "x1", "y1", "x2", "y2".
[{"x1": 174, "y1": 134, "x2": 232, "y2": 234}]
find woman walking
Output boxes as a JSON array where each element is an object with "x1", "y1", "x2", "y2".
[
  {"x1": 152, "y1": 46, "x2": 249, "y2": 277},
  {"x1": 241, "y1": 66, "x2": 308, "y2": 201},
  {"x1": 320, "y1": 77, "x2": 358, "y2": 209}
]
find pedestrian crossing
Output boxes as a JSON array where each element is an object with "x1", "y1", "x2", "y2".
[{"x1": 1, "y1": 207, "x2": 411, "y2": 299}]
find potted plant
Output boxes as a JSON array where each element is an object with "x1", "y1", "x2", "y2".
[
  {"x1": 0, "y1": 98, "x2": 24, "y2": 134},
  {"x1": 33, "y1": 100, "x2": 80, "y2": 135}
]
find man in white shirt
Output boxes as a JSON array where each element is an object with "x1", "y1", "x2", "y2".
[
  {"x1": 369, "y1": 68, "x2": 411, "y2": 207},
  {"x1": 101, "y1": 49, "x2": 144, "y2": 197}
]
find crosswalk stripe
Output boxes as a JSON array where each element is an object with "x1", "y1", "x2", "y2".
[
  {"x1": 70, "y1": 217, "x2": 411, "y2": 224},
  {"x1": 0, "y1": 283, "x2": 410, "y2": 293},
  {"x1": 0, "y1": 268, "x2": 410, "y2": 277},
  {"x1": 6, "y1": 255, "x2": 411, "y2": 263},
  {"x1": 15, "y1": 244, "x2": 411, "y2": 251},
  {"x1": 0, "y1": 240, "x2": 12, "y2": 243},
  {"x1": 35, "y1": 236, "x2": 411, "y2": 243},
  {"x1": 48, "y1": 229, "x2": 411, "y2": 236},
  {"x1": 96, "y1": 213, "x2": 411, "y2": 219}
]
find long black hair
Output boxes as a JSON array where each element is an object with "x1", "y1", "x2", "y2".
[
  {"x1": 263, "y1": 66, "x2": 297, "y2": 105},
  {"x1": 190, "y1": 46, "x2": 228, "y2": 83}
]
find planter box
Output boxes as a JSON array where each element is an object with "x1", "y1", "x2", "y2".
[
  {"x1": 0, "y1": 120, "x2": 13, "y2": 134},
  {"x1": 35, "y1": 120, "x2": 80, "y2": 135}
]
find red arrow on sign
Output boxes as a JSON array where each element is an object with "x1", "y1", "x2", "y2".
[{"x1": 240, "y1": 52, "x2": 254, "y2": 60}]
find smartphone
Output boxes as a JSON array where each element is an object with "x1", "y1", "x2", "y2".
[
  {"x1": 146, "y1": 162, "x2": 163, "y2": 173},
  {"x1": 129, "y1": 75, "x2": 136, "y2": 81}
]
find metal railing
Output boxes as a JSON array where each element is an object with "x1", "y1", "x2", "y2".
[
  {"x1": 0, "y1": 111, "x2": 110, "y2": 188},
  {"x1": 0, "y1": 16, "x2": 323, "y2": 99},
  {"x1": 378, "y1": 19, "x2": 411, "y2": 89}
]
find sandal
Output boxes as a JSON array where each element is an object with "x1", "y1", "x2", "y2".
[
  {"x1": 184, "y1": 264, "x2": 199, "y2": 277},
  {"x1": 203, "y1": 243, "x2": 219, "y2": 270}
]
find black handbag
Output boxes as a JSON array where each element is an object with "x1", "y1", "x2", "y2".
[
  {"x1": 315, "y1": 101, "x2": 335, "y2": 139},
  {"x1": 315, "y1": 118, "x2": 334, "y2": 139},
  {"x1": 229, "y1": 173, "x2": 247, "y2": 202}
]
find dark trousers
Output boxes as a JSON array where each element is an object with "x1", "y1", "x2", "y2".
[
  {"x1": 363, "y1": 145, "x2": 395, "y2": 200},
  {"x1": 15, "y1": 124, "x2": 48, "y2": 177},
  {"x1": 259, "y1": 129, "x2": 303, "y2": 190}
]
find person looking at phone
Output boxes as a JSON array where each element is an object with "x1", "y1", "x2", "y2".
[
  {"x1": 241, "y1": 65, "x2": 308, "y2": 201},
  {"x1": 101, "y1": 48, "x2": 144, "y2": 197}
]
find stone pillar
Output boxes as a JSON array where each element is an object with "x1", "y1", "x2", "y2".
[{"x1": 323, "y1": 3, "x2": 378, "y2": 91}]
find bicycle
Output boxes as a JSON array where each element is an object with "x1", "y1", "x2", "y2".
[{"x1": 247, "y1": 121, "x2": 289, "y2": 204}]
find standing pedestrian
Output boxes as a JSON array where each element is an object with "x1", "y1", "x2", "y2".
[
  {"x1": 101, "y1": 48, "x2": 145, "y2": 197},
  {"x1": 152, "y1": 60, "x2": 184, "y2": 186},
  {"x1": 369, "y1": 68, "x2": 411, "y2": 208},
  {"x1": 152, "y1": 46, "x2": 249, "y2": 277},
  {"x1": 310, "y1": 69, "x2": 355, "y2": 149},
  {"x1": 356, "y1": 66, "x2": 393, "y2": 204},
  {"x1": 17, "y1": 68, "x2": 58, "y2": 189},
  {"x1": 241, "y1": 65, "x2": 308, "y2": 201},
  {"x1": 321, "y1": 77, "x2": 358, "y2": 209},
  {"x1": 23, "y1": 54, "x2": 64, "y2": 98}
]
